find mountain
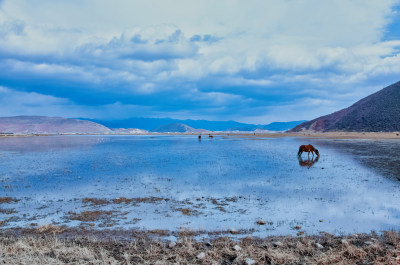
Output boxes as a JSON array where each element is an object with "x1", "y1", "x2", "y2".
[
  {"x1": 151, "y1": 123, "x2": 210, "y2": 133},
  {"x1": 0, "y1": 116, "x2": 112, "y2": 134},
  {"x1": 290, "y1": 81, "x2": 400, "y2": 132},
  {"x1": 110, "y1": 128, "x2": 148, "y2": 134},
  {"x1": 229, "y1": 121, "x2": 306, "y2": 131},
  {"x1": 81, "y1": 117, "x2": 305, "y2": 132},
  {"x1": 80, "y1": 117, "x2": 253, "y2": 131},
  {"x1": 263, "y1": 121, "x2": 307, "y2": 131}
]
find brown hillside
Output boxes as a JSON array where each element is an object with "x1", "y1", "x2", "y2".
[{"x1": 290, "y1": 81, "x2": 400, "y2": 132}]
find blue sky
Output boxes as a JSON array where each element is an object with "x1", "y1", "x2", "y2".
[{"x1": 0, "y1": 0, "x2": 400, "y2": 124}]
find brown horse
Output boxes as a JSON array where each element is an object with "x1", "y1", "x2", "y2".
[
  {"x1": 209, "y1": 134, "x2": 213, "y2": 139},
  {"x1": 298, "y1": 144, "x2": 319, "y2": 157},
  {"x1": 198, "y1": 135, "x2": 202, "y2": 140}
]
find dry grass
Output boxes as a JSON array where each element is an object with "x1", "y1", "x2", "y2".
[
  {"x1": 0, "y1": 197, "x2": 19, "y2": 204},
  {"x1": 80, "y1": 196, "x2": 168, "y2": 206},
  {"x1": 0, "y1": 217, "x2": 16, "y2": 227},
  {"x1": 81, "y1": 198, "x2": 110, "y2": 206},
  {"x1": 174, "y1": 207, "x2": 202, "y2": 216},
  {"x1": 113, "y1": 196, "x2": 167, "y2": 205},
  {"x1": 0, "y1": 208, "x2": 17, "y2": 214},
  {"x1": 1, "y1": 229, "x2": 400, "y2": 264},
  {"x1": 68, "y1": 210, "x2": 117, "y2": 222}
]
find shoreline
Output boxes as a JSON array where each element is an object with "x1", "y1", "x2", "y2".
[
  {"x1": 1, "y1": 131, "x2": 400, "y2": 140},
  {"x1": 1, "y1": 226, "x2": 399, "y2": 264},
  {"x1": 1, "y1": 225, "x2": 398, "y2": 241}
]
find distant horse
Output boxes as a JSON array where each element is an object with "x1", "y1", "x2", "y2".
[
  {"x1": 209, "y1": 134, "x2": 213, "y2": 139},
  {"x1": 298, "y1": 144, "x2": 319, "y2": 157},
  {"x1": 198, "y1": 135, "x2": 201, "y2": 140},
  {"x1": 298, "y1": 156, "x2": 319, "y2": 169}
]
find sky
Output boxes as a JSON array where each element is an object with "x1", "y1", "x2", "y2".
[{"x1": 1, "y1": 0, "x2": 400, "y2": 124}]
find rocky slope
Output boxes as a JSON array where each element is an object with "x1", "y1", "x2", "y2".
[{"x1": 290, "y1": 81, "x2": 400, "y2": 132}]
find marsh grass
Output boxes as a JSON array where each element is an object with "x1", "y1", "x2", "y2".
[
  {"x1": 68, "y1": 210, "x2": 118, "y2": 222},
  {"x1": 0, "y1": 197, "x2": 19, "y2": 204},
  {"x1": 1, "y1": 227, "x2": 400, "y2": 264}
]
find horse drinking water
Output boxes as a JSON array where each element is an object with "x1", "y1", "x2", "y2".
[{"x1": 298, "y1": 144, "x2": 319, "y2": 157}]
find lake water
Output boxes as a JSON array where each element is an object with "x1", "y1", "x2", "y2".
[{"x1": 1, "y1": 135, "x2": 400, "y2": 237}]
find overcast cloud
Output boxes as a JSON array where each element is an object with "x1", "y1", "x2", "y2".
[{"x1": 0, "y1": 0, "x2": 400, "y2": 123}]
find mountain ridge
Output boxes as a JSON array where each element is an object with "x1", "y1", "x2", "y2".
[
  {"x1": 80, "y1": 117, "x2": 305, "y2": 132},
  {"x1": 0, "y1": 115, "x2": 306, "y2": 134},
  {"x1": 0, "y1": 116, "x2": 112, "y2": 134},
  {"x1": 290, "y1": 81, "x2": 400, "y2": 132},
  {"x1": 151, "y1": 123, "x2": 210, "y2": 133}
]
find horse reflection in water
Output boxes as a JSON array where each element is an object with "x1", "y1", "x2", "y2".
[{"x1": 298, "y1": 155, "x2": 319, "y2": 169}]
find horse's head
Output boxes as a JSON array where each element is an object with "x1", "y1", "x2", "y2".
[{"x1": 314, "y1": 148, "x2": 320, "y2": 156}]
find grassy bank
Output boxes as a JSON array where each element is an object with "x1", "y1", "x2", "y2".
[{"x1": 1, "y1": 227, "x2": 399, "y2": 264}]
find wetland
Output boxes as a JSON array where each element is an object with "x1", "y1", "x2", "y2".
[{"x1": 1, "y1": 135, "x2": 400, "y2": 238}]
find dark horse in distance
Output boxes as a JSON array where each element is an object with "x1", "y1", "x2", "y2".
[{"x1": 298, "y1": 144, "x2": 319, "y2": 157}]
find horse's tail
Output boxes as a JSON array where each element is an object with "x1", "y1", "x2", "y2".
[{"x1": 298, "y1": 146, "x2": 302, "y2": 156}]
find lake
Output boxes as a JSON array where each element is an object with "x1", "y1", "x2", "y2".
[{"x1": 1, "y1": 135, "x2": 400, "y2": 237}]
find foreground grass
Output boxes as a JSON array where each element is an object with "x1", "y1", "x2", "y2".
[{"x1": 1, "y1": 228, "x2": 400, "y2": 264}]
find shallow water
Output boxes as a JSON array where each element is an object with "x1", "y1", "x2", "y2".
[{"x1": 0, "y1": 135, "x2": 399, "y2": 237}]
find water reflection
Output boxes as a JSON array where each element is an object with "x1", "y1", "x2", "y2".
[
  {"x1": 1, "y1": 135, "x2": 400, "y2": 236},
  {"x1": 0, "y1": 135, "x2": 108, "y2": 152},
  {"x1": 313, "y1": 139, "x2": 400, "y2": 180},
  {"x1": 298, "y1": 155, "x2": 319, "y2": 168}
]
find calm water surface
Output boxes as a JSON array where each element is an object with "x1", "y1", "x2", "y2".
[{"x1": 0, "y1": 135, "x2": 399, "y2": 237}]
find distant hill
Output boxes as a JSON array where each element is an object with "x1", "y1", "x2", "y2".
[
  {"x1": 290, "y1": 81, "x2": 400, "y2": 132},
  {"x1": 0, "y1": 116, "x2": 112, "y2": 134},
  {"x1": 151, "y1": 123, "x2": 210, "y2": 133},
  {"x1": 229, "y1": 121, "x2": 306, "y2": 132},
  {"x1": 0, "y1": 116, "x2": 305, "y2": 134},
  {"x1": 80, "y1": 117, "x2": 253, "y2": 131},
  {"x1": 110, "y1": 128, "x2": 148, "y2": 134},
  {"x1": 81, "y1": 117, "x2": 305, "y2": 132},
  {"x1": 263, "y1": 121, "x2": 307, "y2": 131}
]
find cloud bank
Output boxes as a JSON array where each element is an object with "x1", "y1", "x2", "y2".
[{"x1": 0, "y1": 0, "x2": 400, "y2": 123}]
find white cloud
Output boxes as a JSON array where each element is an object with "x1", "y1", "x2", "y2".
[
  {"x1": 0, "y1": 86, "x2": 71, "y2": 116},
  {"x1": 0, "y1": 0, "x2": 400, "y2": 123},
  {"x1": 0, "y1": 86, "x2": 160, "y2": 119}
]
